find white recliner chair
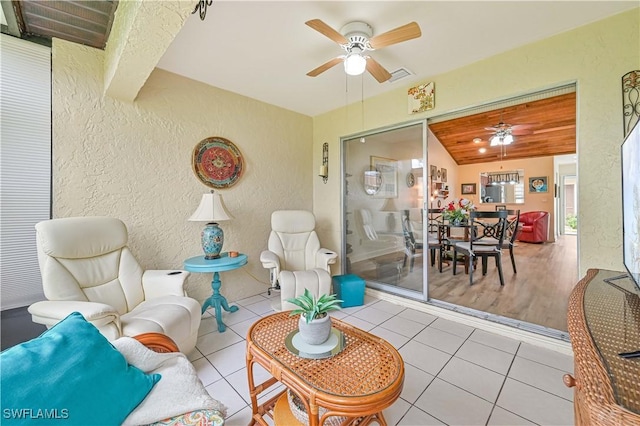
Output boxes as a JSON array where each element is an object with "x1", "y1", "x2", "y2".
[
  {"x1": 260, "y1": 210, "x2": 338, "y2": 311},
  {"x1": 28, "y1": 217, "x2": 201, "y2": 353}
]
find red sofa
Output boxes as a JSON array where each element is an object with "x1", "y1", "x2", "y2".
[{"x1": 518, "y1": 211, "x2": 550, "y2": 243}]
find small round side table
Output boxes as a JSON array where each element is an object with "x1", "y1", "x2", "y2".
[{"x1": 183, "y1": 253, "x2": 247, "y2": 332}]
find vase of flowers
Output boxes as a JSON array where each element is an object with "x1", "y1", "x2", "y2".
[{"x1": 442, "y1": 198, "x2": 476, "y2": 225}]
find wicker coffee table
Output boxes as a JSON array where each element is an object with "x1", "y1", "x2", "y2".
[{"x1": 246, "y1": 311, "x2": 404, "y2": 426}]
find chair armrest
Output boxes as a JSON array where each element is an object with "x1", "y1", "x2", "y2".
[
  {"x1": 260, "y1": 250, "x2": 280, "y2": 285},
  {"x1": 260, "y1": 250, "x2": 280, "y2": 269},
  {"x1": 316, "y1": 248, "x2": 338, "y2": 270},
  {"x1": 142, "y1": 270, "x2": 190, "y2": 299},
  {"x1": 28, "y1": 300, "x2": 120, "y2": 328}
]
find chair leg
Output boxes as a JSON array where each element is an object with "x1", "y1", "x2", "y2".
[
  {"x1": 430, "y1": 249, "x2": 436, "y2": 266},
  {"x1": 481, "y1": 256, "x2": 488, "y2": 275},
  {"x1": 496, "y1": 253, "x2": 505, "y2": 286},
  {"x1": 410, "y1": 256, "x2": 415, "y2": 272},
  {"x1": 452, "y1": 250, "x2": 457, "y2": 275},
  {"x1": 468, "y1": 255, "x2": 474, "y2": 285},
  {"x1": 439, "y1": 247, "x2": 444, "y2": 272},
  {"x1": 403, "y1": 253, "x2": 407, "y2": 268},
  {"x1": 509, "y1": 247, "x2": 517, "y2": 274}
]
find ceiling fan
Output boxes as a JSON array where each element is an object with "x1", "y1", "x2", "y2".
[
  {"x1": 485, "y1": 121, "x2": 534, "y2": 146},
  {"x1": 305, "y1": 19, "x2": 421, "y2": 83}
]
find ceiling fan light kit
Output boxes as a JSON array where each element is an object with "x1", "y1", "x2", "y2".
[
  {"x1": 344, "y1": 52, "x2": 367, "y2": 75},
  {"x1": 490, "y1": 131, "x2": 514, "y2": 146}
]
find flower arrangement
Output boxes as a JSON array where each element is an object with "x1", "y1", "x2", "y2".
[{"x1": 442, "y1": 198, "x2": 476, "y2": 224}]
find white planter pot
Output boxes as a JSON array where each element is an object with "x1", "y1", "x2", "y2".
[{"x1": 298, "y1": 314, "x2": 332, "y2": 345}]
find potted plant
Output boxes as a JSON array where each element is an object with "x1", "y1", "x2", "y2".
[{"x1": 286, "y1": 289, "x2": 342, "y2": 345}]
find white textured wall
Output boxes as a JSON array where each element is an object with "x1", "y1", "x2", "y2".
[
  {"x1": 52, "y1": 40, "x2": 313, "y2": 303},
  {"x1": 314, "y1": 9, "x2": 640, "y2": 277}
]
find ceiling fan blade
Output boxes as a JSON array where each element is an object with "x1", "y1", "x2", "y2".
[
  {"x1": 305, "y1": 19, "x2": 348, "y2": 45},
  {"x1": 366, "y1": 57, "x2": 392, "y2": 83},
  {"x1": 369, "y1": 22, "x2": 421, "y2": 49},
  {"x1": 307, "y1": 57, "x2": 343, "y2": 77}
]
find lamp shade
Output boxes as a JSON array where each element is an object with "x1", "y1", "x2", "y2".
[
  {"x1": 381, "y1": 197, "x2": 399, "y2": 212},
  {"x1": 189, "y1": 191, "x2": 233, "y2": 222}
]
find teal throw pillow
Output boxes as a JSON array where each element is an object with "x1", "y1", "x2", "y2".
[{"x1": 0, "y1": 312, "x2": 161, "y2": 425}]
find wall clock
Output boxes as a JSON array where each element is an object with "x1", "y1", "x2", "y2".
[
  {"x1": 192, "y1": 137, "x2": 244, "y2": 189},
  {"x1": 406, "y1": 172, "x2": 415, "y2": 188}
]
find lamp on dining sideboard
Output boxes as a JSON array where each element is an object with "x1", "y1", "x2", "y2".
[{"x1": 189, "y1": 190, "x2": 233, "y2": 259}]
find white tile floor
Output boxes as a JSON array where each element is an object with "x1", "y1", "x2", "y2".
[{"x1": 190, "y1": 294, "x2": 575, "y2": 426}]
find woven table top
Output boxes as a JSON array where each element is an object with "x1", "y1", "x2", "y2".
[
  {"x1": 581, "y1": 269, "x2": 640, "y2": 415},
  {"x1": 248, "y1": 312, "x2": 404, "y2": 399}
]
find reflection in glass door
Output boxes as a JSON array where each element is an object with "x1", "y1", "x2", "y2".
[{"x1": 342, "y1": 121, "x2": 427, "y2": 300}]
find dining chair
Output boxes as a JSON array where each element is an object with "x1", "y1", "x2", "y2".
[
  {"x1": 475, "y1": 209, "x2": 521, "y2": 273},
  {"x1": 426, "y1": 209, "x2": 447, "y2": 271},
  {"x1": 401, "y1": 210, "x2": 424, "y2": 272},
  {"x1": 452, "y1": 210, "x2": 509, "y2": 286}
]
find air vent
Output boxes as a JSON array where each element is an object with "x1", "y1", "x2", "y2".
[{"x1": 388, "y1": 67, "x2": 413, "y2": 83}]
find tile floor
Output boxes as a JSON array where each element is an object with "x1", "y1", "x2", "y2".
[{"x1": 190, "y1": 293, "x2": 575, "y2": 426}]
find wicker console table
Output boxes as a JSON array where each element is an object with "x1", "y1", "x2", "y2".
[
  {"x1": 564, "y1": 269, "x2": 640, "y2": 425},
  {"x1": 246, "y1": 311, "x2": 404, "y2": 426}
]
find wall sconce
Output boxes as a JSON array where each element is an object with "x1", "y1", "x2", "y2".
[{"x1": 319, "y1": 142, "x2": 328, "y2": 184}]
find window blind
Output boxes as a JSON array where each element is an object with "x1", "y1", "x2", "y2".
[{"x1": 1, "y1": 34, "x2": 51, "y2": 310}]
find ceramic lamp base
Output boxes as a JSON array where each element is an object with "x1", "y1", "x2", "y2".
[{"x1": 202, "y1": 222, "x2": 224, "y2": 260}]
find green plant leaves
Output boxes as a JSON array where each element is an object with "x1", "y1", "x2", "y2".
[{"x1": 285, "y1": 288, "x2": 343, "y2": 323}]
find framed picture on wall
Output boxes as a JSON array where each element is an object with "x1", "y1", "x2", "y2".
[
  {"x1": 429, "y1": 165, "x2": 437, "y2": 181},
  {"x1": 370, "y1": 156, "x2": 398, "y2": 198},
  {"x1": 441, "y1": 168, "x2": 447, "y2": 182},
  {"x1": 529, "y1": 176, "x2": 548, "y2": 193},
  {"x1": 461, "y1": 183, "x2": 477, "y2": 195}
]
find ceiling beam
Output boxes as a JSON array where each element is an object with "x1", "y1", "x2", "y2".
[{"x1": 103, "y1": 0, "x2": 193, "y2": 102}]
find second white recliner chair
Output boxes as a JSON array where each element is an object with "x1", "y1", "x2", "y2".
[{"x1": 260, "y1": 210, "x2": 338, "y2": 310}]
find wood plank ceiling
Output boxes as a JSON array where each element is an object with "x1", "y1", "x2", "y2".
[
  {"x1": 429, "y1": 92, "x2": 576, "y2": 165},
  {"x1": 9, "y1": 0, "x2": 118, "y2": 49}
]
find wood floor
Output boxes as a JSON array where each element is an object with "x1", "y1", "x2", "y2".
[{"x1": 349, "y1": 235, "x2": 578, "y2": 332}]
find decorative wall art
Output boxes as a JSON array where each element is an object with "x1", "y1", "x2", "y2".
[
  {"x1": 406, "y1": 172, "x2": 415, "y2": 188},
  {"x1": 429, "y1": 165, "x2": 437, "y2": 181},
  {"x1": 192, "y1": 137, "x2": 244, "y2": 189},
  {"x1": 461, "y1": 183, "x2": 477, "y2": 195},
  {"x1": 408, "y1": 82, "x2": 435, "y2": 114},
  {"x1": 441, "y1": 168, "x2": 447, "y2": 183},
  {"x1": 622, "y1": 70, "x2": 640, "y2": 137},
  {"x1": 529, "y1": 176, "x2": 548, "y2": 193},
  {"x1": 370, "y1": 156, "x2": 398, "y2": 198}
]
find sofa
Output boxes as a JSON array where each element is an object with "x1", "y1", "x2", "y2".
[{"x1": 518, "y1": 211, "x2": 550, "y2": 243}]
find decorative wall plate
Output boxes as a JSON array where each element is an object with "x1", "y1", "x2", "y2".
[
  {"x1": 192, "y1": 137, "x2": 244, "y2": 189},
  {"x1": 406, "y1": 172, "x2": 415, "y2": 188}
]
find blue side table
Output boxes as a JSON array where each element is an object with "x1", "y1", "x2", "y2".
[{"x1": 184, "y1": 253, "x2": 248, "y2": 332}]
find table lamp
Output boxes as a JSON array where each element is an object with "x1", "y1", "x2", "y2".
[{"x1": 189, "y1": 190, "x2": 233, "y2": 259}]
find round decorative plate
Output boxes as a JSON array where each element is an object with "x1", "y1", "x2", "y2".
[
  {"x1": 192, "y1": 137, "x2": 243, "y2": 189},
  {"x1": 406, "y1": 172, "x2": 415, "y2": 188},
  {"x1": 284, "y1": 328, "x2": 345, "y2": 359}
]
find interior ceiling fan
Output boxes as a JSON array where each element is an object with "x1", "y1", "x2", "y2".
[
  {"x1": 305, "y1": 19, "x2": 421, "y2": 83},
  {"x1": 485, "y1": 120, "x2": 534, "y2": 147}
]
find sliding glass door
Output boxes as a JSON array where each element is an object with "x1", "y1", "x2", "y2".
[{"x1": 342, "y1": 120, "x2": 427, "y2": 300}]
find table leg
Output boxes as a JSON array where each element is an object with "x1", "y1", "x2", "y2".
[{"x1": 202, "y1": 271, "x2": 239, "y2": 332}]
